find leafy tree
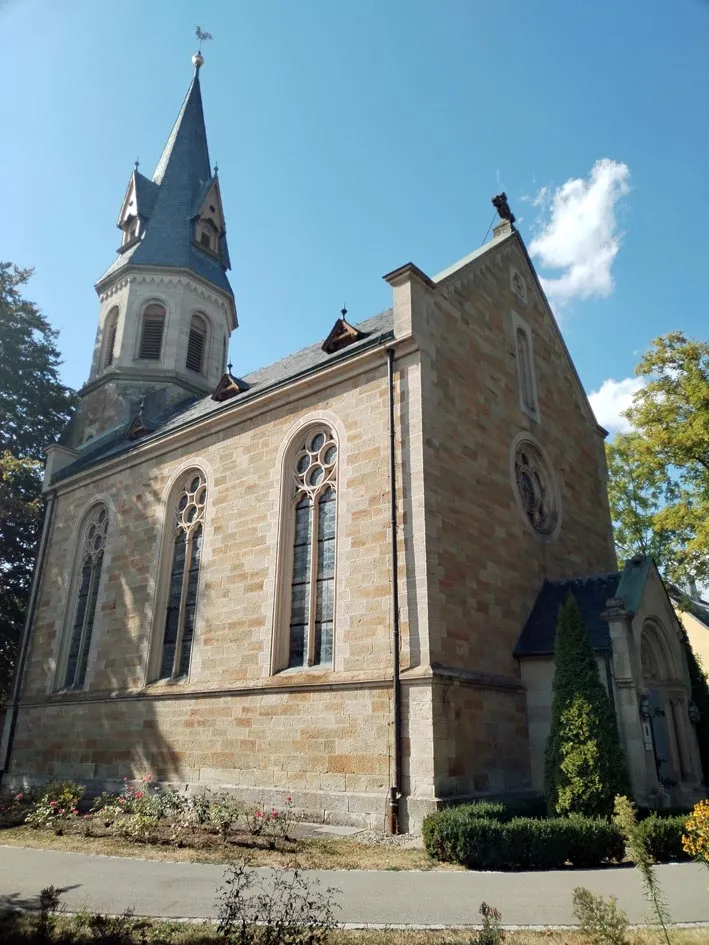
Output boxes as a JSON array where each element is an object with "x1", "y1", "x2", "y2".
[
  {"x1": 624, "y1": 331, "x2": 709, "y2": 585},
  {"x1": 545, "y1": 594, "x2": 630, "y2": 817},
  {"x1": 0, "y1": 263, "x2": 75, "y2": 699},
  {"x1": 605, "y1": 432, "x2": 683, "y2": 574}
]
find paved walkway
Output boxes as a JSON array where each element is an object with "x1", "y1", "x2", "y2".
[{"x1": 0, "y1": 846, "x2": 708, "y2": 927}]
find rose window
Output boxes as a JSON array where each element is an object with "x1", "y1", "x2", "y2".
[{"x1": 514, "y1": 441, "x2": 558, "y2": 535}]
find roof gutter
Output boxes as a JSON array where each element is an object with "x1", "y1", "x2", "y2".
[{"x1": 1, "y1": 490, "x2": 56, "y2": 785}]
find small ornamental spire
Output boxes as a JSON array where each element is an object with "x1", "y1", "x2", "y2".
[
  {"x1": 227, "y1": 361, "x2": 233, "y2": 374},
  {"x1": 341, "y1": 304, "x2": 347, "y2": 319}
]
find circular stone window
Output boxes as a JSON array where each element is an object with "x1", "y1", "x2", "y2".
[{"x1": 512, "y1": 437, "x2": 559, "y2": 537}]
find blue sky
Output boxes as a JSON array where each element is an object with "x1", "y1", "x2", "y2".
[{"x1": 2, "y1": 0, "x2": 708, "y2": 431}]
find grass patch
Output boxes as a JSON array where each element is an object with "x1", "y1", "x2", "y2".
[
  {"x1": 1, "y1": 914, "x2": 708, "y2": 945},
  {"x1": 0, "y1": 825, "x2": 448, "y2": 871}
]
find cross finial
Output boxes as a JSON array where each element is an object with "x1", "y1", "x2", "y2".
[
  {"x1": 213, "y1": 162, "x2": 219, "y2": 176},
  {"x1": 341, "y1": 303, "x2": 347, "y2": 319},
  {"x1": 227, "y1": 361, "x2": 233, "y2": 374},
  {"x1": 134, "y1": 156, "x2": 140, "y2": 171}
]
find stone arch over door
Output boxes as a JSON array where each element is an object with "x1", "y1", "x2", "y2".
[{"x1": 640, "y1": 620, "x2": 695, "y2": 796}]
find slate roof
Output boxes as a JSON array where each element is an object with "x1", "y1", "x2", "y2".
[
  {"x1": 97, "y1": 68, "x2": 233, "y2": 297},
  {"x1": 514, "y1": 573, "x2": 621, "y2": 657},
  {"x1": 52, "y1": 310, "x2": 394, "y2": 484}
]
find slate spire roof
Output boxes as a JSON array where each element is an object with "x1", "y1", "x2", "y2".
[{"x1": 97, "y1": 61, "x2": 233, "y2": 297}]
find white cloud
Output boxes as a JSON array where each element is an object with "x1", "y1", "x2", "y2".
[
  {"x1": 588, "y1": 376, "x2": 645, "y2": 433},
  {"x1": 529, "y1": 159, "x2": 630, "y2": 309}
]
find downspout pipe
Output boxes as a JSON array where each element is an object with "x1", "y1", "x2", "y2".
[
  {"x1": 386, "y1": 348, "x2": 402, "y2": 834},
  {"x1": 0, "y1": 490, "x2": 56, "y2": 786}
]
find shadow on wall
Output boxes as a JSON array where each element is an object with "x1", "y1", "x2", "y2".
[{"x1": 9, "y1": 466, "x2": 212, "y2": 790}]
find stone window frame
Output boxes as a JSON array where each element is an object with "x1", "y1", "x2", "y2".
[
  {"x1": 147, "y1": 466, "x2": 209, "y2": 685},
  {"x1": 54, "y1": 501, "x2": 111, "y2": 692},
  {"x1": 134, "y1": 298, "x2": 169, "y2": 362},
  {"x1": 185, "y1": 311, "x2": 212, "y2": 375},
  {"x1": 102, "y1": 306, "x2": 120, "y2": 369},
  {"x1": 511, "y1": 311, "x2": 540, "y2": 422},
  {"x1": 509, "y1": 431, "x2": 561, "y2": 542},
  {"x1": 271, "y1": 422, "x2": 340, "y2": 675}
]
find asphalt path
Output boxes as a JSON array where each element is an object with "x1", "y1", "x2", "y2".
[{"x1": 0, "y1": 846, "x2": 708, "y2": 928}]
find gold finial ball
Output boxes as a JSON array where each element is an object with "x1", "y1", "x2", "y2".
[{"x1": 192, "y1": 51, "x2": 204, "y2": 69}]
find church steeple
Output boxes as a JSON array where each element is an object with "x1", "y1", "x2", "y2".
[
  {"x1": 65, "y1": 51, "x2": 237, "y2": 449},
  {"x1": 97, "y1": 53, "x2": 233, "y2": 299}
]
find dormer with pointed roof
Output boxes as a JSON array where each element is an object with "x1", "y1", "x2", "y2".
[{"x1": 65, "y1": 53, "x2": 238, "y2": 449}]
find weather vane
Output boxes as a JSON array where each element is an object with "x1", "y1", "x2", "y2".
[{"x1": 195, "y1": 26, "x2": 213, "y2": 51}]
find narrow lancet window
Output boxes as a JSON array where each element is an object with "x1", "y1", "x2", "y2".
[
  {"x1": 64, "y1": 505, "x2": 108, "y2": 689},
  {"x1": 286, "y1": 428, "x2": 338, "y2": 669},
  {"x1": 157, "y1": 471, "x2": 207, "y2": 680},
  {"x1": 516, "y1": 326, "x2": 536, "y2": 412}
]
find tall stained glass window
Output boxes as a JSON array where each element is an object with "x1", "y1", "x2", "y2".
[
  {"x1": 158, "y1": 471, "x2": 207, "y2": 680},
  {"x1": 287, "y1": 429, "x2": 337, "y2": 668},
  {"x1": 64, "y1": 504, "x2": 108, "y2": 689}
]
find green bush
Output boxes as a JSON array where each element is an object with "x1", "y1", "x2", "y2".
[
  {"x1": 637, "y1": 814, "x2": 689, "y2": 862},
  {"x1": 423, "y1": 809, "x2": 624, "y2": 870},
  {"x1": 442, "y1": 800, "x2": 507, "y2": 821}
]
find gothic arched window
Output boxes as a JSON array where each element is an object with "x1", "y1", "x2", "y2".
[
  {"x1": 186, "y1": 313, "x2": 208, "y2": 374},
  {"x1": 156, "y1": 470, "x2": 207, "y2": 680},
  {"x1": 138, "y1": 303, "x2": 165, "y2": 360},
  {"x1": 103, "y1": 307, "x2": 119, "y2": 368},
  {"x1": 283, "y1": 428, "x2": 338, "y2": 669},
  {"x1": 62, "y1": 504, "x2": 108, "y2": 689}
]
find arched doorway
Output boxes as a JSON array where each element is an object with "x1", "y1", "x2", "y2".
[{"x1": 640, "y1": 621, "x2": 693, "y2": 796}]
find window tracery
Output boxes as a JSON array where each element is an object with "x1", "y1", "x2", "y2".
[
  {"x1": 62, "y1": 504, "x2": 108, "y2": 689},
  {"x1": 286, "y1": 428, "x2": 338, "y2": 669},
  {"x1": 514, "y1": 440, "x2": 558, "y2": 536},
  {"x1": 156, "y1": 471, "x2": 207, "y2": 681}
]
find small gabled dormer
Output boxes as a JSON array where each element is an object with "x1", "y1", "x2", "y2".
[
  {"x1": 193, "y1": 175, "x2": 226, "y2": 260},
  {"x1": 322, "y1": 308, "x2": 367, "y2": 354},
  {"x1": 116, "y1": 167, "x2": 159, "y2": 253}
]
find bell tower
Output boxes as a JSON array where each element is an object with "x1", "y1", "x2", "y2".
[{"x1": 64, "y1": 50, "x2": 237, "y2": 449}]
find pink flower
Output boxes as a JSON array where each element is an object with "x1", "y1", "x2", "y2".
[
  {"x1": 119, "y1": 797, "x2": 126, "y2": 804},
  {"x1": 255, "y1": 810, "x2": 264, "y2": 818},
  {"x1": 134, "y1": 792, "x2": 143, "y2": 799},
  {"x1": 58, "y1": 808, "x2": 64, "y2": 815},
  {"x1": 144, "y1": 774, "x2": 152, "y2": 781},
  {"x1": 71, "y1": 808, "x2": 78, "y2": 814},
  {"x1": 15, "y1": 793, "x2": 23, "y2": 801},
  {"x1": 286, "y1": 796, "x2": 292, "y2": 803},
  {"x1": 49, "y1": 800, "x2": 59, "y2": 807},
  {"x1": 123, "y1": 777, "x2": 129, "y2": 781},
  {"x1": 83, "y1": 815, "x2": 90, "y2": 820}
]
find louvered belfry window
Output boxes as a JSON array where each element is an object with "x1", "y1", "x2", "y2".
[
  {"x1": 103, "y1": 307, "x2": 119, "y2": 367},
  {"x1": 186, "y1": 314, "x2": 207, "y2": 373},
  {"x1": 139, "y1": 304, "x2": 166, "y2": 360},
  {"x1": 64, "y1": 505, "x2": 108, "y2": 689},
  {"x1": 158, "y1": 471, "x2": 207, "y2": 680},
  {"x1": 287, "y1": 428, "x2": 337, "y2": 669}
]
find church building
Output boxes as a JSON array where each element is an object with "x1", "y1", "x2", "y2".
[{"x1": 1, "y1": 53, "x2": 703, "y2": 829}]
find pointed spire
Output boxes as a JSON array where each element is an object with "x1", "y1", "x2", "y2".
[{"x1": 152, "y1": 64, "x2": 210, "y2": 186}]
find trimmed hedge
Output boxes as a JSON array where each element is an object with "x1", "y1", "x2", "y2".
[
  {"x1": 637, "y1": 814, "x2": 690, "y2": 862},
  {"x1": 423, "y1": 809, "x2": 623, "y2": 870},
  {"x1": 423, "y1": 803, "x2": 689, "y2": 870}
]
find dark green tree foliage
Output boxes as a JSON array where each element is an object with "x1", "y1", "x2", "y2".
[
  {"x1": 0, "y1": 263, "x2": 75, "y2": 699},
  {"x1": 683, "y1": 640, "x2": 709, "y2": 785},
  {"x1": 544, "y1": 594, "x2": 630, "y2": 816}
]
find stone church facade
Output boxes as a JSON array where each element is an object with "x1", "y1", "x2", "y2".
[{"x1": 1, "y1": 56, "x2": 703, "y2": 829}]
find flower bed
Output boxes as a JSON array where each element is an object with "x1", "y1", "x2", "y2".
[{"x1": 1, "y1": 778, "x2": 297, "y2": 852}]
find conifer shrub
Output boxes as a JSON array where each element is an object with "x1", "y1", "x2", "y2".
[{"x1": 544, "y1": 594, "x2": 630, "y2": 817}]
